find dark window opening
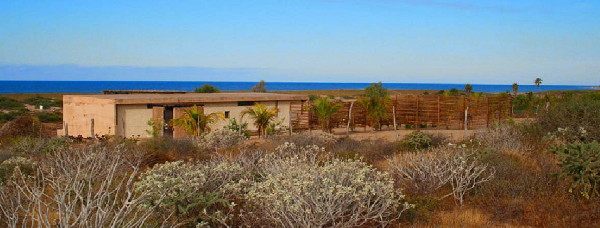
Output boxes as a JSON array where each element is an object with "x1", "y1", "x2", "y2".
[
  {"x1": 237, "y1": 101, "x2": 255, "y2": 106},
  {"x1": 224, "y1": 111, "x2": 230, "y2": 118}
]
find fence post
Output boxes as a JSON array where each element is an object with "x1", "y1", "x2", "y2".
[
  {"x1": 346, "y1": 101, "x2": 354, "y2": 135},
  {"x1": 416, "y1": 95, "x2": 420, "y2": 128},
  {"x1": 392, "y1": 105, "x2": 397, "y2": 130},
  {"x1": 90, "y1": 118, "x2": 95, "y2": 138},
  {"x1": 437, "y1": 96, "x2": 441, "y2": 127},
  {"x1": 462, "y1": 96, "x2": 468, "y2": 131},
  {"x1": 64, "y1": 123, "x2": 69, "y2": 137},
  {"x1": 486, "y1": 97, "x2": 490, "y2": 127}
]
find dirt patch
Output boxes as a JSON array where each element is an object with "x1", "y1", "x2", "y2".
[{"x1": 325, "y1": 127, "x2": 478, "y2": 142}]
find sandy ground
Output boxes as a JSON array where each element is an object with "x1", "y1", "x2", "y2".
[{"x1": 325, "y1": 127, "x2": 480, "y2": 142}]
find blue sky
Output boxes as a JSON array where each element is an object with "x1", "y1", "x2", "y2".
[{"x1": 1, "y1": 0, "x2": 599, "y2": 85}]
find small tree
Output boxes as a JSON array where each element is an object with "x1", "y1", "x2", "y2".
[
  {"x1": 241, "y1": 103, "x2": 278, "y2": 137},
  {"x1": 512, "y1": 83, "x2": 519, "y2": 96},
  {"x1": 251, "y1": 80, "x2": 267, "y2": 93},
  {"x1": 225, "y1": 118, "x2": 250, "y2": 137},
  {"x1": 171, "y1": 105, "x2": 223, "y2": 138},
  {"x1": 534, "y1": 77, "x2": 543, "y2": 88},
  {"x1": 359, "y1": 82, "x2": 390, "y2": 130},
  {"x1": 312, "y1": 97, "x2": 341, "y2": 133},
  {"x1": 464, "y1": 84, "x2": 473, "y2": 96},
  {"x1": 195, "y1": 84, "x2": 220, "y2": 93}
]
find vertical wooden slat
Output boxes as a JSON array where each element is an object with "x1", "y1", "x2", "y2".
[{"x1": 416, "y1": 95, "x2": 420, "y2": 128}]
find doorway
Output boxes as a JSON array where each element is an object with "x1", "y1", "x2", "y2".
[{"x1": 163, "y1": 107, "x2": 174, "y2": 138}]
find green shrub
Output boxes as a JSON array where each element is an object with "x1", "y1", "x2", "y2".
[
  {"x1": 23, "y1": 96, "x2": 61, "y2": 108},
  {"x1": 0, "y1": 111, "x2": 26, "y2": 123},
  {"x1": 194, "y1": 84, "x2": 220, "y2": 93},
  {"x1": 400, "y1": 131, "x2": 433, "y2": 150},
  {"x1": 552, "y1": 141, "x2": 600, "y2": 198},
  {"x1": 538, "y1": 98, "x2": 600, "y2": 142},
  {"x1": 36, "y1": 112, "x2": 62, "y2": 123},
  {"x1": 224, "y1": 118, "x2": 250, "y2": 137},
  {"x1": 0, "y1": 156, "x2": 35, "y2": 184},
  {"x1": 0, "y1": 97, "x2": 24, "y2": 110}
]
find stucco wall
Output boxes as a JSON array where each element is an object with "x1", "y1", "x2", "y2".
[
  {"x1": 58, "y1": 96, "x2": 116, "y2": 138},
  {"x1": 115, "y1": 105, "x2": 153, "y2": 138},
  {"x1": 58, "y1": 96, "x2": 297, "y2": 139},
  {"x1": 203, "y1": 101, "x2": 291, "y2": 131}
]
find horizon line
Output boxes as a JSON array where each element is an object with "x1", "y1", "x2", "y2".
[{"x1": 0, "y1": 79, "x2": 595, "y2": 87}]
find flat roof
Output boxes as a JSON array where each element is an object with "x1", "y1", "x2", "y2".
[{"x1": 64, "y1": 92, "x2": 309, "y2": 105}]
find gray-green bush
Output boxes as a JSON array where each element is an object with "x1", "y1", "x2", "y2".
[{"x1": 552, "y1": 141, "x2": 600, "y2": 198}]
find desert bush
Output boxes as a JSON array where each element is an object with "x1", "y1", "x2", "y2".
[
  {"x1": 23, "y1": 96, "x2": 61, "y2": 108},
  {"x1": 312, "y1": 97, "x2": 342, "y2": 132},
  {"x1": 400, "y1": 131, "x2": 433, "y2": 150},
  {"x1": 35, "y1": 111, "x2": 62, "y2": 123},
  {"x1": 0, "y1": 115, "x2": 44, "y2": 140},
  {"x1": 552, "y1": 141, "x2": 600, "y2": 198},
  {"x1": 135, "y1": 159, "x2": 250, "y2": 226},
  {"x1": 225, "y1": 118, "x2": 250, "y2": 137},
  {"x1": 0, "y1": 111, "x2": 26, "y2": 123},
  {"x1": 1, "y1": 136, "x2": 71, "y2": 156},
  {"x1": 0, "y1": 97, "x2": 24, "y2": 110},
  {"x1": 475, "y1": 122, "x2": 529, "y2": 153},
  {"x1": 247, "y1": 146, "x2": 411, "y2": 227},
  {"x1": 359, "y1": 82, "x2": 391, "y2": 130},
  {"x1": 0, "y1": 156, "x2": 35, "y2": 184},
  {"x1": 272, "y1": 131, "x2": 337, "y2": 147},
  {"x1": 389, "y1": 146, "x2": 495, "y2": 205},
  {"x1": 254, "y1": 142, "x2": 325, "y2": 177},
  {"x1": 538, "y1": 98, "x2": 600, "y2": 142},
  {"x1": 194, "y1": 84, "x2": 220, "y2": 93},
  {"x1": 198, "y1": 128, "x2": 247, "y2": 152},
  {"x1": 0, "y1": 144, "x2": 152, "y2": 227},
  {"x1": 331, "y1": 137, "x2": 398, "y2": 162},
  {"x1": 139, "y1": 137, "x2": 202, "y2": 165}
]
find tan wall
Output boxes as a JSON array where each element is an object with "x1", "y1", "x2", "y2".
[
  {"x1": 58, "y1": 96, "x2": 296, "y2": 139},
  {"x1": 204, "y1": 101, "x2": 291, "y2": 131},
  {"x1": 115, "y1": 105, "x2": 153, "y2": 138},
  {"x1": 58, "y1": 96, "x2": 116, "y2": 138}
]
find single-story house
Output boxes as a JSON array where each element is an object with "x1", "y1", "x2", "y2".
[{"x1": 57, "y1": 93, "x2": 309, "y2": 138}]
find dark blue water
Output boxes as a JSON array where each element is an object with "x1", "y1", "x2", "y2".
[{"x1": 0, "y1": 81, "x2": 594, "y2": 94}]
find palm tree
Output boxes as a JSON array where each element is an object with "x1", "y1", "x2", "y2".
[
  {"x1": 534, "y1": 77, "x2": 543, "y2": 88},
  {"x1": 241, "y1": 103, "x2": 278, "y2": 137},
  {"x1": 512, "y1": 83, "x2": 519, "y2": 96},
  {"x1": 464, "y1": 84, "x2": 473, "y2": 96},
  {"x1": 171, "y1": 105, "x2": 223, "y2": 138},
  {"x1": 359, "y1": 82, "x2": 390, "y2": 131},
  {"x1": 312, "y1": 97, "x2": 341, "y2": 133}
]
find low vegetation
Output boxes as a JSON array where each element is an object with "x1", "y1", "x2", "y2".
[
  {"x1": 194, "y1": 84, "x2": 220, "y2": 93},
  {"x1": 1, "y1": 91, "x2": 600, "y2": 227}
]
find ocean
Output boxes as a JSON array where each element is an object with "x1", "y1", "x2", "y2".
[{"x1": 0, "y1": 81, "x2": 594, "y2": 94}]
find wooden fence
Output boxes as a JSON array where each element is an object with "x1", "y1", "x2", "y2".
[{"x1": 291, "y1": 94, "x2": 512, "y2": 131}]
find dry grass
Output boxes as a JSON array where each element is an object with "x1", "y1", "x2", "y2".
[{"x1": 0, "y1": 93, "x2": 65, "y2": 101}]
